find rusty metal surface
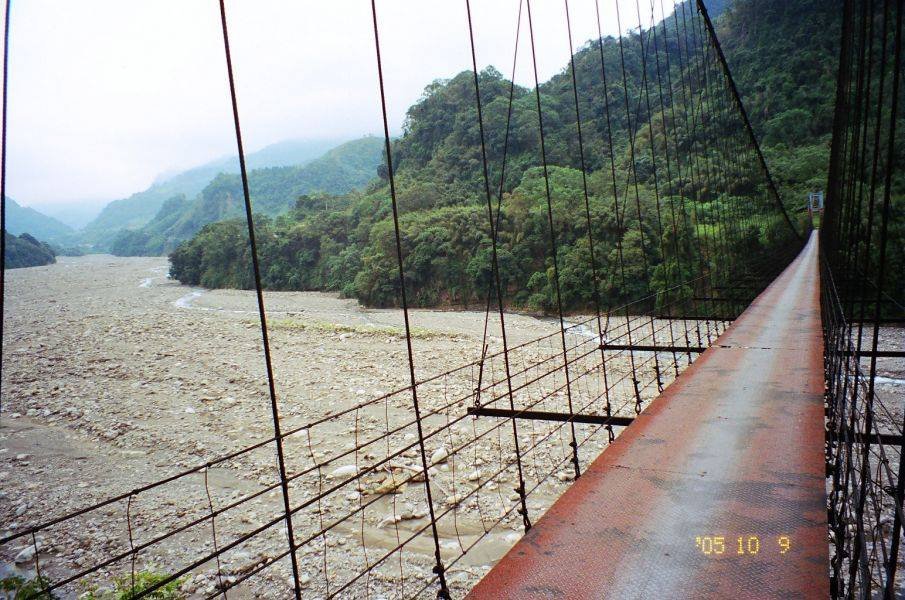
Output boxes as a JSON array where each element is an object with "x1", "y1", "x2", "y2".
[{"x1": 467, "y1": 232, "x2": 828, "y2": 599}]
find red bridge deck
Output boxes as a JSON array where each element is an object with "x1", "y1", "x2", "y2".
[{"x1": 467, "y1": 232, "x2": 828, "y2": 599}]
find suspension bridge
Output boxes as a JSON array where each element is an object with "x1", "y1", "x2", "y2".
[{"x1": 0, "y1": 0, "x2": 902, "y2": 598}]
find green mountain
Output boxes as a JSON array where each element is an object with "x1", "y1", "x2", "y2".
[
  {"x1": 80, "y1": 138, "x2": 343, "y2": 249},
  {"x1": 4, "y1": 231, "x2": 56, "y2": 269},
  {"x1": 5, "y1": 197, "x2": 74, "y2": 243},
  {"x1": 717, "y1": 0, "x2": 841, "y2": 205},
  {"x1": 171, "y1": 0, "x2": 854, "y2": 311},
  {"x1": 111, "y1": 136, "x2": 384, "y2": 256}
]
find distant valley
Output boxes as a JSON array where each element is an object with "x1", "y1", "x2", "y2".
[{"x1": 4, "y1": 135, "x2": 384, "y2": 265}]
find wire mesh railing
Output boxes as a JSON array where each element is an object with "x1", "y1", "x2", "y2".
[{"x1": 823, "y1": 0, "x2": 904, "y2": 597}]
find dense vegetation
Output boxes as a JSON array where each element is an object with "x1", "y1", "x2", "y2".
[
  {"x1": 719, "y1": 0, "x2": 841, "y2": 205},
  {"x1": 110, "y1": 137, "x2": 384, "y2": 256},
  {"x1": 4, "y1": 231, "x2": 57, "y2": 269},
  {"x1": 170, "y1": 0, "x2": 846, "y2": 312}
]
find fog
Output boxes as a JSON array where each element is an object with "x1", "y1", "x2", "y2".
[{"x1": 1, "y1": 0, "x2": 673, "y2": 211}]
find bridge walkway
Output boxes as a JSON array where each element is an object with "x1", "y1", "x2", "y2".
[{"x1": 467, "y1": 231, "x2": 828, "y2": 599}]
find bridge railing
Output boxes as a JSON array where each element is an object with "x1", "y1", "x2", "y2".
[
  {"x1": 0, "y1": 0, "x2": 806, "y2": 598},
  {"x1": 0, "y1": 290, "x2": 737, "y2": 598},
  {"x1": 823, "y1": 0, "x2": 904, "y2": 597}
]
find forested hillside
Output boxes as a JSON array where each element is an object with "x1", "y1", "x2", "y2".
[
  {"x1": 79, "y1": 138, "x2": 344, "y2": 250},
  {"x1": 719, "y1": 0, "x2": 841, "y2": 205},
  {"x1": 170, "y1": 0, "x2": 840, "y2": 311},
  {"x1": 109, "y1": 137, "x2": 384, "y2": 256},
  {"x1": 4, "y1": 231, "x2": 56, "y2": 269}
]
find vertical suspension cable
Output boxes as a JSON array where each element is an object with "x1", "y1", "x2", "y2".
[
  {"x1": 592, "y1": 0, "x2": 622, "y2": 437},
  {"x1": 634, "y1": 0, "x2": 676, "y2": 388},
  {"x1": 474, "y1": 0, "x2": 524, "y2": 417},
  {"x1": 695, "y1": 0, "x2": 801, "y2": 242},
  {"x1": 616, "y1": 0, "x2": 660, "y2": 407},
  {"x1": 368, "y1": 2, "x2": 451, "y2": 597},
  {"x1": 215, "y1": 3, "x2": 302, "y2": 598},
  {"x1": 524, "y1": 0, "x2": 581, "y2": 479},
  {"x1": 651, "y1": 0, "x2": 694, "y2": 366},
  {"x1": 688, "y1": 7, "x2": 733, "y2": 331},
  {"x1": 614, "y1": 1, "x2": 648, "y2": 409},
  {"x1": 699, "y1": 5, "x2": 755, "y2": 319},
  {"x1": 671, "y1": 0, "x2": 710, "y2": 332},
  {"x1": 676, "y1": 0, "x2": 719, "y2": 337},
  {"x1": 881, "y1": 2, "x2": 903, "y2": 594},
  {"x1": 826, "y1": 5, "x2": 858, "y2": 590},
  {"x1": 464, "y1": 0, "x2": 531, "y2": 533},
  {"x1": 693, "y1": 19, "x2": 744, "y2": 321},
  {"x1": 847, "y1": 0, "x2": 896, "y2": 591},
  {"x1": 0, "y1": 0, "x2": 9, "y2": 416},
  {"x1": 562, "y1": 0, "x2": 613, "y2": 436}
]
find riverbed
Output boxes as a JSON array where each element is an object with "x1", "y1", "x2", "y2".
[
  {"x1": 3, "y1": 255, "x2": 901, "y2": 598},
  {"x1": 2, "y1": 256, "x2": 658, "y2": 598}
]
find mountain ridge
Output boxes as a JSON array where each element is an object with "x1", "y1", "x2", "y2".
[
  {"x1": 110, "y1": 136, "x2": 385, "y2": 256},
  {"x1": 169, "y1": 0, "x2": 847, "y2": 311},
  {"x1": 79, "y1": 137, "x2": 346, "y2": 248},
  {"x1": 5, "y1": 198, "x2": 75, "y2": 244}
]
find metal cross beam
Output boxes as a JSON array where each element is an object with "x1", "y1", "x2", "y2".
[
  {"x1": 467, "y1": 406, "x2": 635, "y2": 427},
  {"x1": 600, "y1": 343, "x2": 707, "y2": 353}
]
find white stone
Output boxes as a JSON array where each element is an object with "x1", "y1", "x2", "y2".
[
  {"x1": 430, "y1": 447, "x2": 449, "y2": 465},
  {"x1": 328, "y1": 464, "x2": 358, "y2": 479},
  {"x1": 14, "y1": 546, "x2": 36, "y2": 563}
]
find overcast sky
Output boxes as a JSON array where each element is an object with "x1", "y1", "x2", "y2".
[{"x1": 2, "y1": 0, "x2": 671, "y2": 210}]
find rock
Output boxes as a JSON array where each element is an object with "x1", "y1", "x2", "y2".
[
  {"x1": 430, "y1": 447, "x2": 449, "y2": 465},
  {"x1": 370, "y1": 474, "x2": 407, "y2": 495},
  {"x1": 329, "y1": 464, "x2": 358, "y2": 479},
  {"x1": 556, "y1": 471, "x2": 574, "y2": 482},
  {"x1": 444, "y1": 492, "x2": 467, "y2": 507},
  {"x1": 377, "y1": 514, "x2": 402, "y2": 528},
  {"x1": 466, "y1": 470, "x2": 482, "y2": 482},
  {"x1": 14, "y1": 545, "x2": 36, "y2": 563},
  {"x1": 15, "y1": 454, "x2": 30, "y2": 461}
]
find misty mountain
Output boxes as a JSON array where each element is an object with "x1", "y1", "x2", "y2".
[
  {"x1": 33, "y1": 200, "x2": 110, "y2": 230},
  {"x1": 5, "y1": 197, "x2": 75, "y2": 243},
  {"x1": 170, "y1": 0, "x2": 839, "y2": 310},
  {"x1": 80, "y1": 137, "x2": 343, "y2": 248},
  {"x1": 110, "y1": 136, "x2": 385, "y2": 256}
]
